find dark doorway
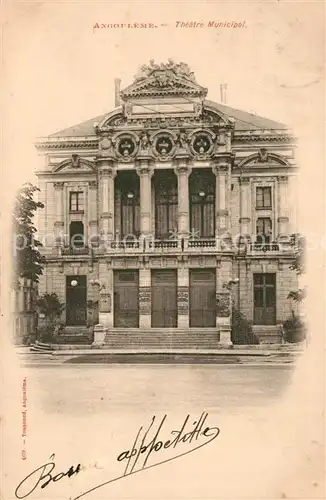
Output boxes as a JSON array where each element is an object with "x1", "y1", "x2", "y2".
[
  {"x1": 151, "y1": 269, "x2": 178, "y2": 327},
  {"x1": 189, "y1": 169, "x2": 215, "y2": 238},
  {"x1": 116, "y1": 171, "x2": 140, "y2": 238},
  {"x1": 154, "y1": 171, "x2": 178, "y2": 239},
  {"x1": 189, "y1": 269, "x2": 216, "y2": 327},
  {"x1": 69, "y1": 221, "x2": 84, "y2": 248},
  {"x1": 253, "y1": 273, "x2": 276, "y2": 325},
  {"x1": 114, "y1": 271, "x2": 139, "y2": 327},
  {"x1": 66, "y1": 275, "x2": 87, "y2": 326}
]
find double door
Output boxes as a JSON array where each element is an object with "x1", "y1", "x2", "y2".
[
  {"x1": 189, "y1": 269, "x2": 216, "y2": 327},
  {"x1": 151, "y1": 270, "x2": 177, "y2": 327},
  {"x1": 114, "y1": 271, "x2": 139, "y2": 327}
]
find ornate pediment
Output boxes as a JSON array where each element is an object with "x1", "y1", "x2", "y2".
[
  {"x1": 52, "y1": 155, "x2": 96, "y2": 173},
  {"x1": 238, "y1": 149, "x2": 290, "y2": 168},
  {"x1": 120, "y1": 59, "x2": 207, "y2": 100}
]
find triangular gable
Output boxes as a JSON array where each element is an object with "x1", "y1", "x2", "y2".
[{"x1": 121, "y1": 60, "x2": 207, "y2": 99}]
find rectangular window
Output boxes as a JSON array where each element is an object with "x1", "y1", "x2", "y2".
[
  {"x1": 69, "y1": 192, "x2": 84, "y2": 212},
  {"x1": 256, "y1": 187, "x2": 272, "y2": 209},
  {"x1": 256, "y1": 217, "x2": 272, "y2": 243}
]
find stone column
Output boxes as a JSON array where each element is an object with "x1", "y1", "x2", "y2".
[
  {"x1": 139, "y1": 268, "x2": 151, "y2": 328},
  {"x1": 277, "y1": 176, "x2": 289, "y2": 238},
  {"x1": 174, "y1": 160, "x2": 191, "y2": 241},
  {"x1": 239, "y1": 176, "x2": 251, "y2": 238},
  {"x1": 213, "y1": 158, "x2": 232, "y2": 248},
  {"x1": 53, "y1": 182, "x2": 64, "y2": 247},
  {"x1": 136, "y1": 160, "x2": 154, "y2": 238},
  {"x1": 216, "y1": 259, "x2": 233, "y2": 347},
  {"x1": 98, "y1": 160, "x2": 116, "y2": 245},
  {"x1": 177, "y1": 264, "x2": 189, "y2": 328},
  {"x1": 88, "y1": 181, "x2": 98, "y2": 246}
]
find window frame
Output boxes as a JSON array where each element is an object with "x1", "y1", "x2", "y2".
[
  {"x1": 256, "y1": 186, "x2": 272, "y2": 210},
  {"x1": 69, "y1": 191, "x2": 85, "y2": 213}
]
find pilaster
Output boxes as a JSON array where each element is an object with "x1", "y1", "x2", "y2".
[
  {"x1": 98, "y1": 263, "x2": 114, "y2": 327},
  {"x1": 239, "y1": 176, "x2": 251, "y2": 237},
  {"x1": 277, "y1": 176, "x2": 289, "y2": 237},
  {"x1": 139, "y1": 268, "x2": 151, "y2": 328},
  {"x1": 88, "y1": 181, "x2": 98, "y2": 242},
  {"x1": 177, "y1": 265, "x2": 189, "y2": 328},
  {"x1": 97, "y1": 159, "x2": 116, "y2": 243},
  {"x1": 53, "y1": 182, "x2": 64, "y2": 244},
  {"x1": 216, "y1": 259, "x2": 233, "y2": 346}
]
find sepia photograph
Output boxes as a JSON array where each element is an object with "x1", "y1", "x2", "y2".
[{"x1": 1, "y1": 2, "x2": 324, "y2": 499}]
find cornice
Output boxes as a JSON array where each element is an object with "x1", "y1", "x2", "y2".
[{"x1": 35, "y1": 137, "x2": 98, "y2": 150}]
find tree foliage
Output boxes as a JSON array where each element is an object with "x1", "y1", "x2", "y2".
[
  {"x1": 288, "y1": 233, "x2": 306, "y2": 303},
  {"x1": 13, "y1": 183, "x2": 45, "y2": 285},
  {"x1": 36, "y1": 293, "x2": 65, "y2": 322}
]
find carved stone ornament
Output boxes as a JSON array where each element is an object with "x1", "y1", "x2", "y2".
[
  {"x1": 257, "y1": 148, "x2": 270, "y2": 163},
  {"x1": 115, "y1": 134, "x2": 139, "y2": 161},
  {"x1": 190, "y1": 131, "x2": 215, "y2": 158},
  {"x1": 216, "y1": 293, "x2": 231, "y2": 317},
  {"x1": 152, "y1": 132, "x2": 176, "y2": 160},
  {"x1": 71, "y1": 154, "x2": 80, "y2": 167},
  {"x1": 134, "y1": 59, "x2": 196, "y2": 83}
]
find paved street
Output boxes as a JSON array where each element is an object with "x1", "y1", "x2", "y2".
[
  {"x1": 23, "y1": 361, "x2": 295, "y2": 417},
  {"x1": 5, "y1": 357, "x2": 323, "y2": 500}
]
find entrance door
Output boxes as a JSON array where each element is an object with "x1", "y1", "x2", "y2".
[
  {"x1": 151, "y1": 270, "x2": 177, "y2": 327},
  {"x1": 189, "y1": 269, "x2": 216, "y2": 327},
  {"x1": 253, "y1": 273, "x2": 276, "y2": 325},
  {"x1": 114, "y1": 271, "x2": 139, "y2": 327},
  {"x1": 66, "y1": 276, "x2": 87, "y2": 326}
]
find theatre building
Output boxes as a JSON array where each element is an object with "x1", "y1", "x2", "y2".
[{"x1": 35, "y1": 60, "x2": 299, "y2": 346}]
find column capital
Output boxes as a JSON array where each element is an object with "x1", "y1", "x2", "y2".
[
  {"x1": 53, "y1": 182, "x2": 64, "y2": 190},
  {"x1": 239, "y1": 176, "x2": 251, "y2": 184},
  {"x1": 174, "y1": 159, "x2": 191, "y2": 177},
  {"x1": 136, "y1": 159, "x2": 154, "y2": 177},
  {"x1": 89, "y1": 181, "x2": 98, "y2": 189},
  {"x1": 277, "y1": 175, "x2": 288, "y2": 183},
  {"x1": 99, "y1": 167, "x2": 116, "y2": 179}
]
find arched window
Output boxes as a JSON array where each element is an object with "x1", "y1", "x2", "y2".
[
  {"x1": 189, "y1": 169, "x2": 215, "y2": 238},
  {"x1": 117, "y1": 172, "x2": 140, "y2": 238},
  {"x1": 154, "y1": 171, "x2": 178, "y2": 239}
]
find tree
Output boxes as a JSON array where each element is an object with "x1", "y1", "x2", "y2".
[
  {"x1": 288, "y1": 233, "x2": 306, "y2": 303},
  {"x1": 36, "y1": 293, "x2": 65, "y2": 324},
  {"x1": 13, "y1": 183, "x2": 45, "y2": 286}
]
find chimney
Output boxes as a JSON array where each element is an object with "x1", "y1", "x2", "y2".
[
  {"x1": 114, "y1": 78, "x2": 121, "y2": 107},
  {"x1": 220, "y1": 83, "x2": 227, "y2": 104}
]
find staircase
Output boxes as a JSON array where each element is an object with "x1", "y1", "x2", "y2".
[{"x1": 103, "y1": 328, "x2": 220, "y2": 350}]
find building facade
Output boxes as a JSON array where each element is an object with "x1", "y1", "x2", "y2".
[{"x1": 35, "y1": 61, "x2": 299, "y2": 346}]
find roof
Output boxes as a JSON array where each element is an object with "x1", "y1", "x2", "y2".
[{"x1": 49, "y1": 100, "x2": 287, "y2": 138}]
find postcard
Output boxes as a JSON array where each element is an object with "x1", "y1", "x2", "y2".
[{"x1": 1, "y1": 1, "x2": 325, "y2": 499}]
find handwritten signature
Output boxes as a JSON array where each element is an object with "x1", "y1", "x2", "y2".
[{"x1": 15, "y1": 411, "x2": 220, "y2": 499}]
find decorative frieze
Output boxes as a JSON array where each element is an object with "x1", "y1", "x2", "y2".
[
  {"x1": 99, "y1": 292, "x2": 111, "y2": 313},
  {"x1": 177, "y1": 286, "x2": 189, "y2": 314},
  {"x1": 216, "y1": 292, "x2": 230, "y2": 317},
  {"x1": 139, "y1": 286, "x2": 151, "y2": 315}
]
